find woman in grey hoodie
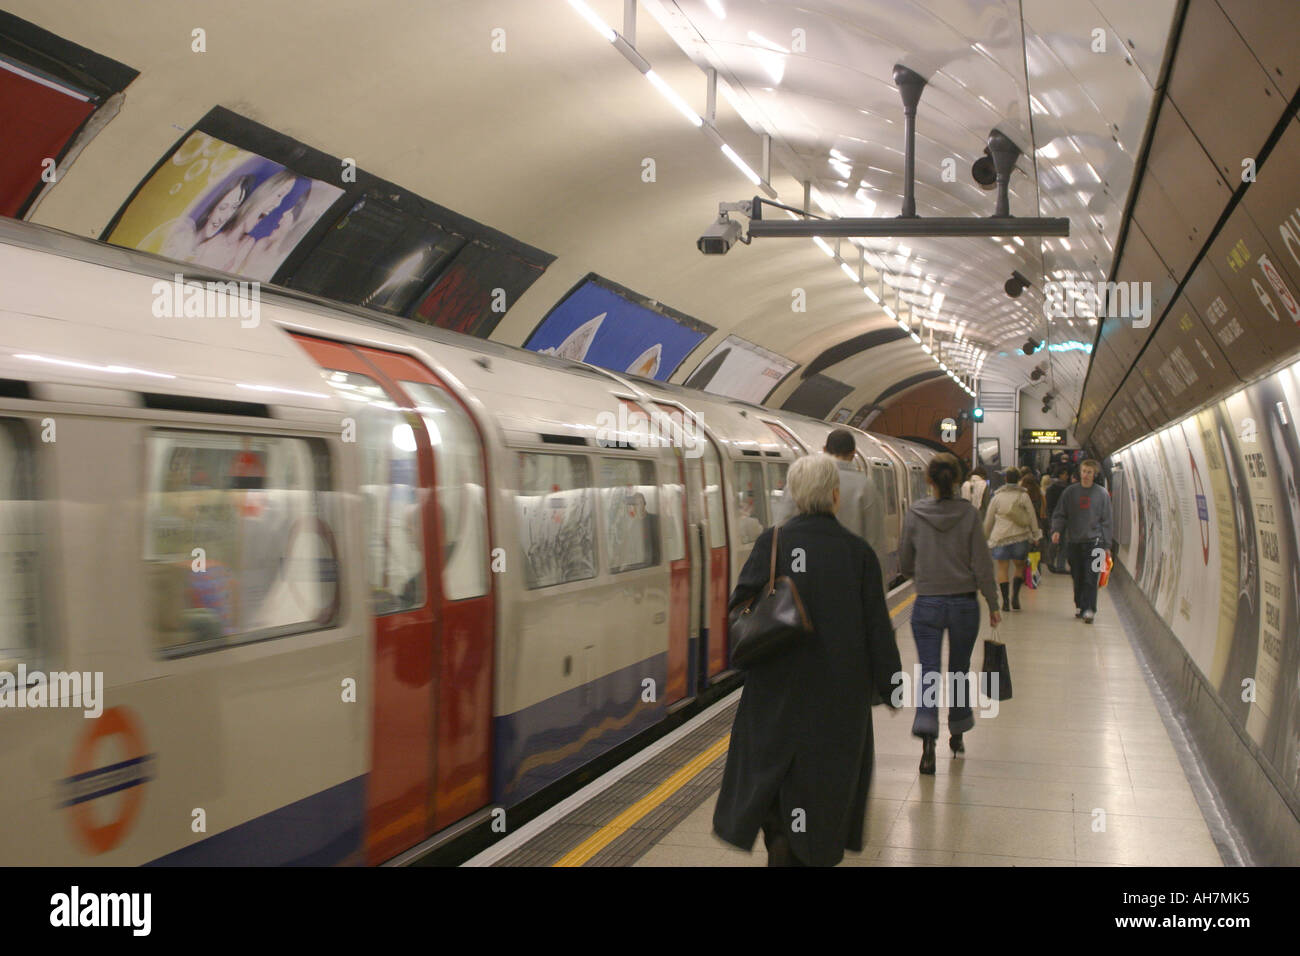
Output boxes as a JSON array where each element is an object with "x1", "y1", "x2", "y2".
[{"x1": 899, "y1": 453, "x2": 1001, "y2": 774}]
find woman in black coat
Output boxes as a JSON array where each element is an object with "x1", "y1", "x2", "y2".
[{"x1": 713, "y1": 453, "x2": 901, "y2": 866}]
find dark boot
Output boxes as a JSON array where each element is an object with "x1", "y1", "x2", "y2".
[
  {"x1": 1012, "y1": 576, "x2": 1023, "y2": 610},
  {"x1": 999, "y1": 581, "x2": 1010, "y2": 611},
  {"x1": 920, "y1": 736, "x2": 937, "y2": 775}
]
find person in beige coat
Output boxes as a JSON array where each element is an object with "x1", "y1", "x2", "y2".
[{"x1": 983, "y1": 467, "x2": 1041, "y2": 611}]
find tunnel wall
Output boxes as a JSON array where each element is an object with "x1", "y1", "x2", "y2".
[{"x1": 1108, "y1": 355, "x2": 1300, "y2": 862}]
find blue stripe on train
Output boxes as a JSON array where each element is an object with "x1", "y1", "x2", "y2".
[
  {"x1": 494, "y1": 652, "x2": 669, "y2": 805},
  {"x1": 146, "y1": 776, "x2": 366, "y2": 866}
]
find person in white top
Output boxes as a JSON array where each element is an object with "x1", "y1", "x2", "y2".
[{"x1": 960, "y1": 467, "x2": 989, "y2": 515}]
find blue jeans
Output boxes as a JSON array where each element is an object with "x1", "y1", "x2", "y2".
[{"x1": 910, "y1": 594, "x2": 980, "y2": 738}]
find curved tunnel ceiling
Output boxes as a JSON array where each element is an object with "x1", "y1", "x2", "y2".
[{"x1": 9, "y1": 0, "x2": 1177, "y2": 416}]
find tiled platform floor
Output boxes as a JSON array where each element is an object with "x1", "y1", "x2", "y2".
[{"x1": 635, "y1": 570, "x2": 1224, "y2": 867}]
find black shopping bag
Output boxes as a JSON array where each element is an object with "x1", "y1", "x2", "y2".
[{"x1": 981, "y1": 635, "x2": 1013, "y2": 701}]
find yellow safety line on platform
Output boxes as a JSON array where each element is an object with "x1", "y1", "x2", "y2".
[{"x1": 550, "y1": 591, "x2": 915, "y2": 867}]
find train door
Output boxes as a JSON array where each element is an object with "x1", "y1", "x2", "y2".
[
  {"x1": 761, "y1": 421, "x2": 804, "y2": 524},
  {"x1": 360, "y1": 347, "x2": 494, "y2": 832},
  {"x1": 291, "y1": 335, "x2": 494, "y2": 860},
  {"x1": 649, "y1": 401, "x2": 699, "y2": 703},
  {"x1": 699, "y1": 438, "x2": 731, "y2": 679}
]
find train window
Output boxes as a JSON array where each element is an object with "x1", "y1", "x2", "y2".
[
  {"x1": 0, "y1": 419, "x2": 39, "y2": 667},
  {"x1": 516, "y1": 453, "x2": 595, "y2": 589},
  {"x1": 883, "y1": 465, "x2": 899, "y2": 516},
  {"x1": 401, "y1": 381, "x2": 489, "y2": 601},
  {"x1": 599, "y1": 458, "x2": 660, "y2": 573},
  {"x1": 910, "y1": 468, "x2": 927, "y2": 505},
  {"x1": 702, "y1": 441, "x2": 726, "y2": 550},
  {"x1": 320, "y1": 369, "x2": 425, "y2": 615},
  {"x1": 144, "y1": 430, "x2": 340, "y2": 654},
  {"x1": 766, "y1": 462, "x2": 790, "y2": 525},
  {"x1": 658, "y1": 467, "x2": 686, "y2": 564},
  {"x1": 734, "y1": 461, "x2": 767, "y2": 545}
]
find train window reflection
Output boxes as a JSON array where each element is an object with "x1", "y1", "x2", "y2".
[
  {"x1": 599, "y1": 458, "x2": 659, "y2": 573},
  {"x1": 401, "y1": 381, "x2": 489, "y2": 601},
  {"x1": 766, "y1": 462, "x2": 792, "y2": 525},
  {"x1": 517, "y1": 453, "x2": 595, "y2": 589},
  {"x1": 734, "y1": 461, "x2": 767, "y2": 545},
  {"x1": 0, "y1": 419, "x2": 39, "y2": 668},
  {"x1": 144, "y1": 430, "x2": 339, "y2": 654},
  {"x1": 319, "y1": 369, "x2": 424, "y2": 615},
  {"x1": 702, "y1": 441, "x2": 726, "y2": 550}
]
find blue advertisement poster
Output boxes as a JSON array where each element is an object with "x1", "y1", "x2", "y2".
[{"x1": 525, "y1": 275, "x2": 712, "y2": 381}]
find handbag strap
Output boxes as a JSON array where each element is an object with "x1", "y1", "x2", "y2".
[{"x1": 768, "y1": 525, "x2": 780, "y2": 594}]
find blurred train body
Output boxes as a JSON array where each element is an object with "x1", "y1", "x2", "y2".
[{"x1": 0, "y1": 220, "x2": 936, "y2": 864}]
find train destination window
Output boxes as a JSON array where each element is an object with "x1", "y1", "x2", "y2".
[
  {"x1": 144, "y1": 430, "x2": 339, "y2": 654},
  {"x1": 599, "y1": 458, "x2": 659, "y2": 573},
  {"x1": 0, "y1": 419, "x2": 39, "y2": 667},
  {"x1": 734, "y1": 460, "x2": 767, "y2": 545},
  {"x1": 702, "y1": 441, "x2": 727, "y2": 550},
  {"x1": 319, "y1": 369, "x2": 425, "y2": 615},
  {"x1": 516, "y1": 453, "x2": 595, "y2": 589},
  {"x1": 402, "y1": 381, "x2": 489, "y2": 601}
]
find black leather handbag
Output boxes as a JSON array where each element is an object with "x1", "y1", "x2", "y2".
[{"x1": 728, "y1": 525, "x2": 813, "y2": 669}]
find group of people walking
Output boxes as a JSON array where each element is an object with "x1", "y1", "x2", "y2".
[{"x1": 713, "y1": 430, "x2": 1113, "y2": 866}]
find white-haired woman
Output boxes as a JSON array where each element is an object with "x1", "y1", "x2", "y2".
[{"x1": 713, "y1": 454, "x2": 901, "y2": 867}]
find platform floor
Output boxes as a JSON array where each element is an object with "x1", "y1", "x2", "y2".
[
  {"x1": 634, "y1": 569, "x2": 1225, "y2": 867},
  {"x1": 474, "y1": 567, "x2": 1228, "y2": 867}
]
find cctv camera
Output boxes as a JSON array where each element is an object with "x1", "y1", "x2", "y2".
[
  {"x1": 698, "y1": 216, "x2": 743, "y2": 255},
  {"x1": 1023, "y1": 337, "x2": 1041, "y2": 355},
  {"x1": 971, "y1": 148, "x2": 996, "y2": 190},
  {"x1": 1004, "y1": 270, "x2": 1031, "y2": 298}
]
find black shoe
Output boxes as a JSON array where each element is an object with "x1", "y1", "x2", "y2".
[
  {"x1": 920, "y1": 737, "x2": 936, "y2": 775},
  {"x1": 950, "y1": 734, "x2": 964, "y2": 755},
  {"x1": 1012, "y1": 578, "x2": 1023, "y2": 610},
  {"x1": 1011, "y1": 595, "x2": 1021, "y2": 611}
]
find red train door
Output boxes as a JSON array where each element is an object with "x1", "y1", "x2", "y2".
[
  {"x1": 698, "y1": 435, "x2": 731, "y2": 678},
  {"x1": 648, "y1": 401, "x2": 690, "y2": 706},
  {"x1": 357, "y1": 346, "x2": 495, "y2": 831},
  {"x1": 289, "y1": 334, "x2": 439, "y2": 864}
]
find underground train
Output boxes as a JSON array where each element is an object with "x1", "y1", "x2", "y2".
[{"x1": 0, "y1": 218, "x2": 938, "y2": 865}]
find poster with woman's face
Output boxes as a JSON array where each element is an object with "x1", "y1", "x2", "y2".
[{"x1": 106, "y1": 131, "x2": 343, "y2": 281}]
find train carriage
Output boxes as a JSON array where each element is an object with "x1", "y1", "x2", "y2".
[{"x1": 0, "y1": 217, "x2": 942, "y2": 865}]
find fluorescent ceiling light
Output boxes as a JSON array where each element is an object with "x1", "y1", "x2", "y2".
[
  {"x1": 1012, "y1": 236, "x2": 1024, "y2": 246},
  {"x1": 812, "y1": 236, "x2": 834, "y2": 257},
  {"x1": 829, "y1": 148, "x2": 850, "y2": 163},
  {"x1": 897, "y1": 319, "x2": 909, "y2": 330},
  {"x1": 1038, "y1": 142, "x2": 1059, "y2": 159},
  {"x1": 840, "y1": 261, "x2": 858, "y2": 281},
  {"x1": 566, "y1": 0, "x2": 615, "y2": 41},
  {"x1": 829, "y1": 158, "x2": 852, "y2": 179},
  {"x1": 910, "y1": 332, "x2": 922, "y2": 344},
  {"x1": 703, "y1": 0, "x2": 726, "y2": 18},
  {"x1": 883, "y1": 305, "x2": 897, "y2": 319},
  {"x1": 747, "y1": 31, "x2": 789, "y2": 53},
  {"x1": 1002, "y1": 244, "x2": 1016, "y2": 254},
  {"x1": 1029, "y1": 95, "x2": 1048, "y2": 115},
  {"x1": 865, "y1": 287, "x2": 881, "y2": 303},
  {"x1": 646, "y1": 71, "x2": 702, "y2": 126},
  {"x1": 720, "y1": 143, "x2": 761, "y2": 183}
]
